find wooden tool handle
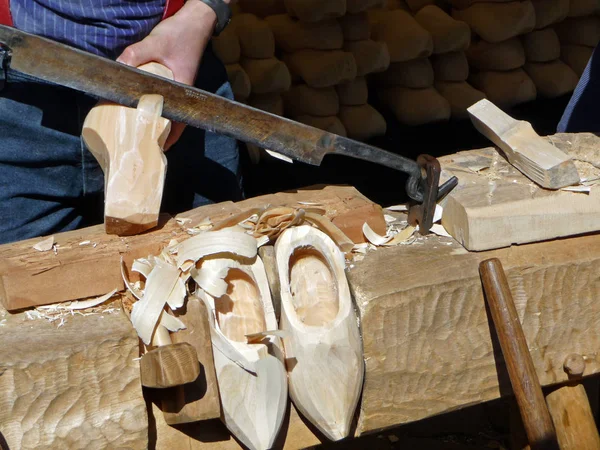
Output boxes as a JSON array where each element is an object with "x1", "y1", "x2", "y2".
[{"x1": 479, "y1": 258, "x2": 558, "y2": 450}]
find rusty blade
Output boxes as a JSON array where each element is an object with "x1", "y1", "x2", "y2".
[{"x1": 0, "y1": 26, "x2": 423, "y2": 188}]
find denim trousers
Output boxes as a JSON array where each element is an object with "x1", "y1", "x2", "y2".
[
  {"x1": 558, "y1": 45, "x2": 600, "y2": 133},
  {"x1": 0, "y1": 45, "x2": 242, "y2": 245}
]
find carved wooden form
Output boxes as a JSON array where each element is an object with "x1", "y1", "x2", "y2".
[{"x1": 82, "y1": 62, "x2": 172, "y2": 236}]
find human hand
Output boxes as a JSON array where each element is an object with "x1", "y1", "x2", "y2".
[{"x1": 117, "y1": 0, "x2": 219, "y2": 149}]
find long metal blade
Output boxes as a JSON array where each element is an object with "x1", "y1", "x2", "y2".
[{"x1": 0, "y1": 25, "x2": 421, "y2": 179}]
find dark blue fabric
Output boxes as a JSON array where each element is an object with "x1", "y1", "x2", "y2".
[
  {"x1": 557, "y1": 45, "x2": 600, "y2": 133},
  {"x1": 10, "y1": 0, "x2": 165, "y2": 59},
  {"x1": 0, "y1": 45, "x2": 242, "y2": 244}
]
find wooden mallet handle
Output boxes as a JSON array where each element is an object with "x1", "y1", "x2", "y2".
[{"x1": 479, "y1": 258, "x2": 558, "y2": 450}]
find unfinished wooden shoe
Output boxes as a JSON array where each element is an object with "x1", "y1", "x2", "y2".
[
  {"x1": 82, "y1": 62, "x2": 171, "y2": 236},
  {"x1": 199, "y1": 257, "x2": 287, "y2": 450},
  {"x1": 275, "y1": 226, "x2": 364, "y2": 441}
]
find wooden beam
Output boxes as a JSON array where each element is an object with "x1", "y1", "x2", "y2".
[
  {"x1": 0, "y1": 185, "x2": 381, "y2": 311},
  {"x1": 439, "y1": 132, "x2": 600, "y2": 251},
  {"x1": 0, "y1": 299, "x2": 148, "y2": 449},
  {"x1": 467, "y1": 99, "x2": 580, "y2": 189}
]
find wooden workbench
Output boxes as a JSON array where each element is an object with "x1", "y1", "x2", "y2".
[{"x1": 1, "y1": 143, "x2": 599, "y2": 449}]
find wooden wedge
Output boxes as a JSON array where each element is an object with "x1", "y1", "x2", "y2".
[
  {"x1": 467, "y1": 99, "x2": 580, "y2": 189},
  {"x1": 82, "y1": 62, "x2": 171, "y2": 236},
  {"x1": 199, "y1": 257, "x2": 287, "y2": 450},
  {"x1": 275, "y1": 225, "x2": 364, "y2": 441}
]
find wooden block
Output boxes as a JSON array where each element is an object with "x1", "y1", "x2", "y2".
[
  {"x1": 230, "y1": 14, "x2": 275, "y2": 59},
  {"x1": 466, "y1": 37, "x2": 526, "y2": 71},
  {"x1": 431, "y1": 51, "x2": 469, "y2": 81},
  {"x1": 469, "y1": 69, "x2": 536, "y2": 109},
  {"x1": 372, "y1": 58, "x2": 434, "y2": 88},
  {"x1": 212, "y1": 26, "x2": 241, "y2": 64},
  {"x1": 331, "y1": 203, "x2": 387, "y2": 243},
  {"x1": 555, "y1": 16, "x2": 600, "y2": 48},
  {"x1": 521, "y1": 28, "x2": 560, "y2": 62},
  {"x1": 140, "y1": 342, "x2": 200, "y2": 388},
  {"x1": 347, "y1": 0, "x2": 386, "y2": 13},
  {"x1": 292, "y1": 114, "x2": 348, "y2": 136},
  {"x1": 415, "y1": 5, "x2": 471, "y2": 54},
  {"x1": 338, "y1": 104, "x2": 387, "y2": 141},
  {"x1": 162, "y1": 300, "x2": 221, "y2": 424},
  {"x1": 561, "y1": 44, "x2": 594, "y2": 77},
  {"x1": 265, "y1": 15, "x2": 343, "y2": 52},
  {"x1": 452, "y1": 1, "x2": 536, "y2": 43},
  {"x1": 350, "y1": 222, "x2": 600, "y2": 434},
  {"x1": 283, "y1": 50, "x2": 357, "y2": 88},
  {"x1": 531, "y1": 0, "x2": 569, "y2": 29},
  {"x1": 336, "y1": 77, "x2": 369, "y2": 105},
  {"x1": 338, "y1": 12, "x2": 371, "y2": 41},
  {"x1": 568, "y1": 0, "x2": 600, "y2": 17},
  {"x1": 524, "y1": 60, "x2": 579, "y2": 98},
  {"x1": 378, "y1": 86, "x2": 451, "y2": 126},
  {"x1": 225, "y1": 63, "x2": 252, "y2": 99},
  {"x1": 467, "y1": 99, "x2": 580, "y2": 189},
  {"x1": 248, "y1": 93, "x2": 284, "y2": 116},
  {"x1": 237, "y1": 0, "x2": 286, "y2": 17},
  {"x1": 371, "y1": 9, "x2": 433, "y2": 62},
  {"x1": 240, "y1": 57, "x2": 292, "y2": 94},
  {"x1": 434, "y1": 80, "x2": 486, "y2": 119},
  {"x1": 0, "y1": 300, "x2": 148, "y2": 449},
  {"x1": 439, "y1": 132, "x2": 600, "y2": 250},
  {"x1": 284, "y1": 0, "x2": 346, "y2": 22},
  {"x1": 343, "y1": 39, "x2": 390, "y2": 76},
  {"x1": 283, "y1": 84, "x2": 340, "y2": 117}
]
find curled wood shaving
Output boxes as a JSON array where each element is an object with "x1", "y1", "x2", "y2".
[
  {"x1": 430, "y1": 224, "x2": 452, "y2": 238},
  {"x1": 362, "y1": 222, "x2": 392, "y2": 246},
  {"x1": 33, "y1": 236, "x2": 54, "y2": 252},
  {"x1": 212, "y1": 207, "x2": 266, "y2": 231},
  {"x1": 383, "y1": 225, "x2": 416, "y2": 246},
  {"x1": 159, "y1": 310, "x2": 187, "y2": 332},
  {"x1": 304, "y1": 212, "x2": 354, "y2": 253},
  {"x1": 191, "y1": 258, "x2": 236, "y2": 298},
  {"x1": 176, "y1": 229, "x2": 258, "y2": 268},
  {"x1": 37, "y1": 289, "x2": 118, "y2": 311},
  {"x1": 246, "y1": 329, "x2": 287, "y2": 344}
]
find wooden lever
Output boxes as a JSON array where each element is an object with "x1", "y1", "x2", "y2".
[
  {"x1": 479, "y1": 258, "x2": 559, "y2": 450},
  {"x1": 82, "y1": 62, "x2": 172, "y2": 236}
]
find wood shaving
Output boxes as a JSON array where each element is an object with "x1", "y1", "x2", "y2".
[
  {"x1": 430, "y1": 224, "x2": 452, "y2": 238},
  {"x1": 176, "y1": 229, "x2": 258, "y2": 268},
  {"x1": 33, "y1": 236, "x2": 54, "y2": 252},
  {"x1": 176, "y1": 217, "x2": 192, "y2": 225},
  {"x1": 561, "y1": 185, "x2": 591, "y2": 194},
  {"x1": 79, "y1": 240, "x2": 91, "y2": 246},
  {"x1": 362, "y1": 222, "x2": 392, "y2": 246},
  {"x1": 37, "y1": 289, "x2": 118, "y2": 311},
  {"x1": 383, "y1": 225, "x2": 416, "y2": 246},
  {"x1": 384, "y1": 214, "x2": 397, "y2": 223},
  {"x1": 385, "y1": 204, "x2": 408, "y2": 212},
  {"x1": 265, "y1": 149, "x2": 294, "y2": 163},
  {"x1": 246, "y1": 329, "x2": 287, "y2": 344},
  {"x1": 159, "y1": 310, "x2": 187, "y2": 332}
]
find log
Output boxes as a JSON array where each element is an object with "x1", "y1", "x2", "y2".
[
  {"x1": 237, "y1": 0, "x2": 286, "y2": 17},
  {"x1": 248, "y1": 93, "x2": 284, "y2": 116},
  {"x1": 467, "y1": 99, "x2": 580, "y2": 189},
  {"x1": 284, "y1": 0, "x2": 346, "y2": 22},
  {"x1": 431, "y1": 51, "x2": 469, "y2": 81},
  {"x1": 531, "y1": 0, "x2": 569, "y2": 29},
  {"x1": 523, "y1": 60, "x2": 579, "y2": 98},
  {"x1": 371, "y1": 9, "x2": 433, "y2": 62},
  {"x1": 240, "y1": 57, "x2": 292, "y2": 94},
  {"x1": 0, "y1": 299, "x2": 148, "y2": 449},
  {"x1": 521, "y1": 29, "x2": 561, "y2": 62},
  {"x1": 555, "y1": 16, "x2": 600, "y2": 48},
  {"x1": 225, "y1": 63, "x2": 252, "y2": 100},
  {"x1": 452, "y1": 1, "x2": 536, "y2": 43},
  {"x1": 466, "y1": 37, "x2": 526, "y2": 71},
  {"x1": 276, "y1": 226, "x2": 364, "y2": 441},
  {"x1": 282, "y1": 84, "x2": 340, "y2": 117},
  {"x1": 283, "y1": 50, "x2": 357, "y2": 88},
  {"x1": 343, "y1": 39, "x2": 390, "y2": 76},
  {"x1": 371, "y1": 58, "x2": 434, "y2": 88},
  {"x1": 230, "y1": 14, "x2": 275, "y2": 59},
  {"x1": 568, "y1": 0, "x2": 600, "y2": 17},
  {"x1": 378, "y1": 86, "x2": 451, "y2": 126},
  {"x1": 336, "y1": 77, "x2": 369, "y2": 105},
  {"x1": 82, "y1": 63, "x2": 171, "y2": 237},
  {"x1": 469, "y1": 69, "x2": 536, "y2": 109},
  {"x1": 212, "y1": 26, "x2": 241, "y2": 64},
  {"x1": 265, "y1": 15, "x2": 343, "y2": 52},
  {"x1": 439, "y1": 132, "x2": 600, "y2": 251},
  {"x1": 434, "y1": 80, "x2": 486, "y2": 119},
  {"x1": 338, "y1": 104, "x2": 387, "y2": 141},
  {"x1": 292, "y1": 114, "x2": 348, "y2": 136},
  {"x1": 561, "y1": 44, "x2": 594, "y2": 77},
  {"x1": 338, "y1": 12, "x2": 371, "y2": 41},
  {"x1": 414, "y1": 5, "x2": 471, "y2": 54}
]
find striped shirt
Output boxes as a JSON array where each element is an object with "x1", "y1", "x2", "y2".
[{"x1": 10, "y1": 0, "x2": 166, "y2": 59}]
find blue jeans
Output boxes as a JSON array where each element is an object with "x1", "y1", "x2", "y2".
[
  {"x1": 0, "y1": 45, "x2": 242, "y2": 245},
  {"x1": 558, "y1": 45, "x2": 600, "y2": 133}
]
